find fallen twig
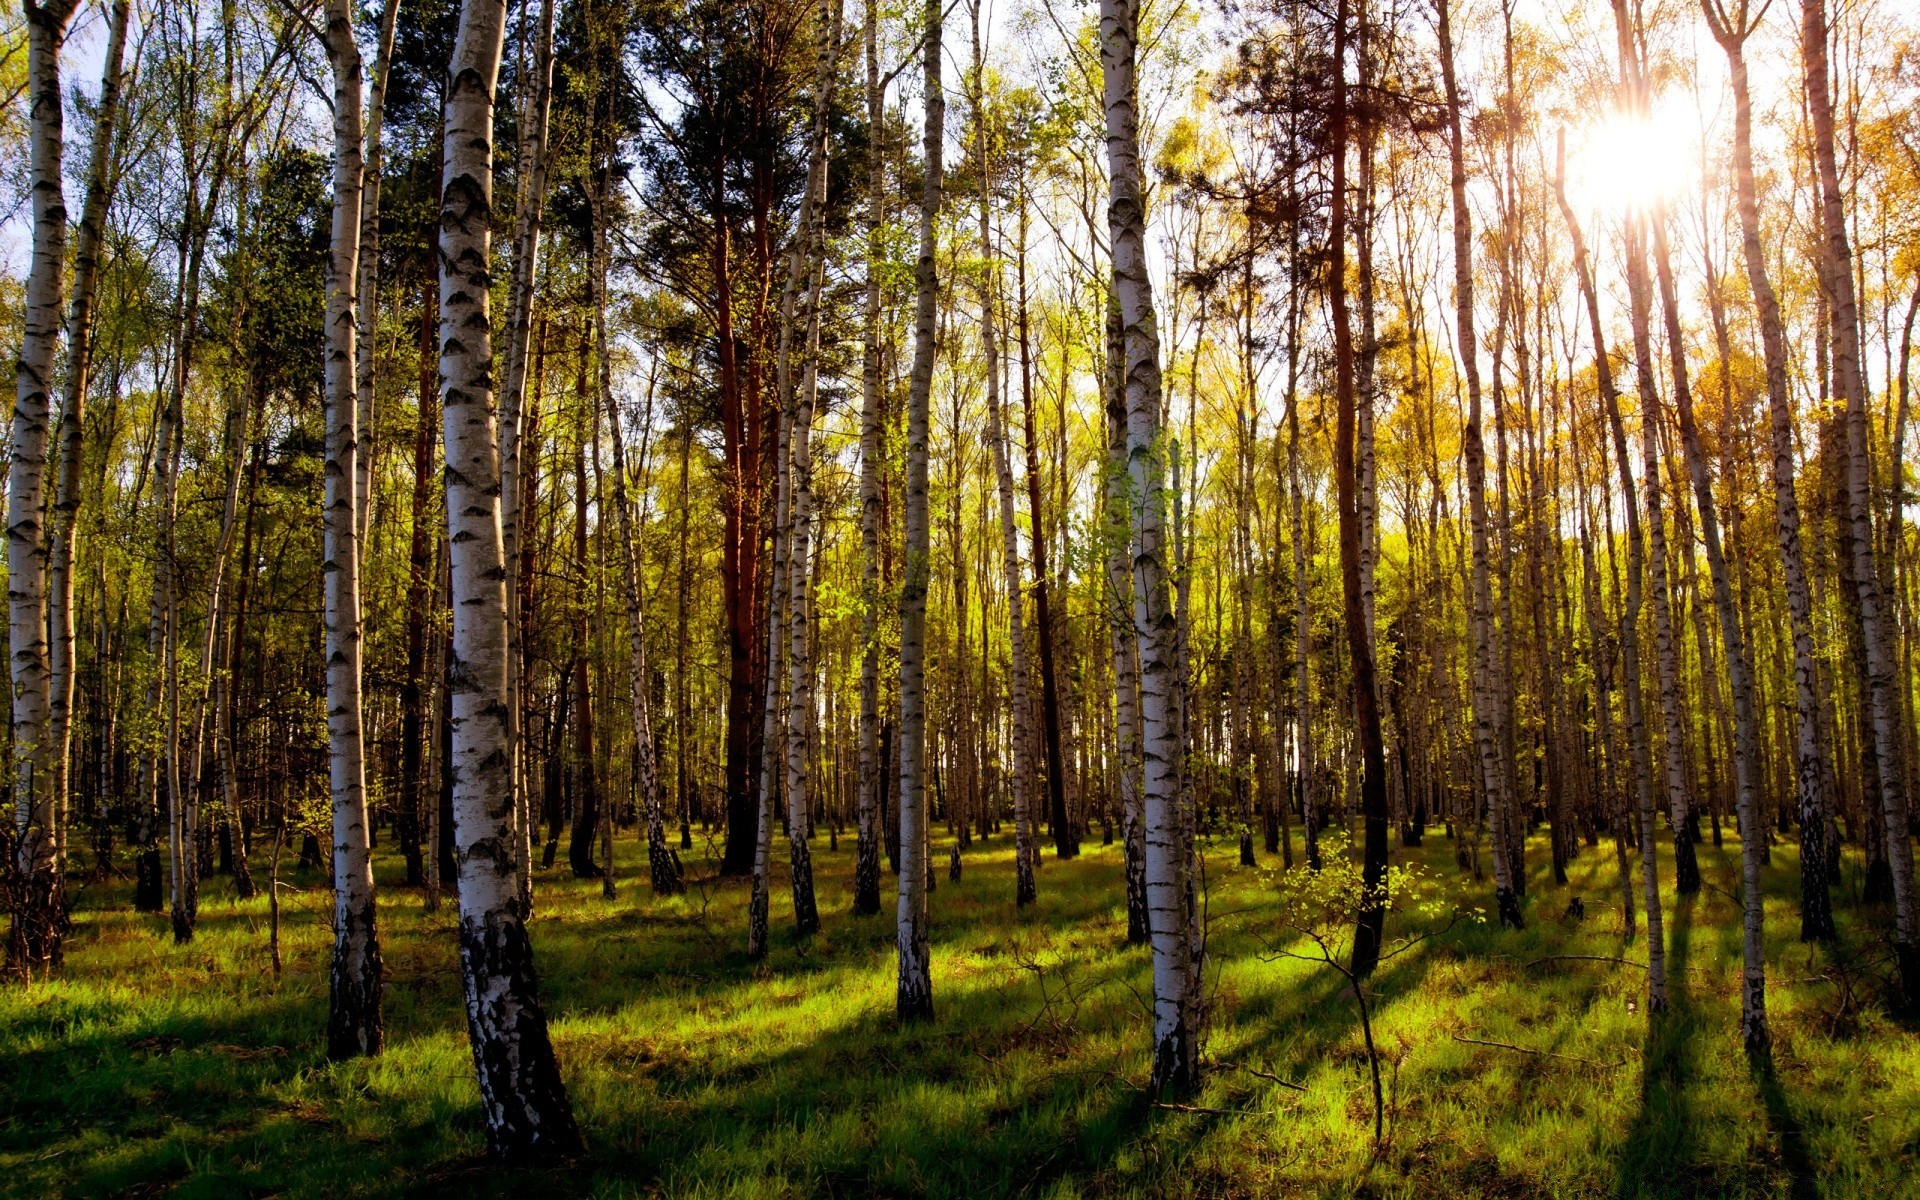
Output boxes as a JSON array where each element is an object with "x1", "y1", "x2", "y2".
[
  {"x1": 1451, "y1": 1034, "x2": 1614, "y2": 1068},
  {"x1": 1152, "y1": 1101, "x2": 1266, "y2": 1117}
]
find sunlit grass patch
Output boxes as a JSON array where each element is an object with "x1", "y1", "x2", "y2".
[{"x1": 0, "y1": 824, "x2": 1912, "y2": 1197}]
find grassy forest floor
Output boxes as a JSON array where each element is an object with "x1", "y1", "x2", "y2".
[{"x1": 1, "y1": 817, "x2": 1916, "y2": 1199}]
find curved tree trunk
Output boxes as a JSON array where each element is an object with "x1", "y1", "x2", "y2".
[
  {"x1": 1650, "y1": 209, "x2": 1771, "y2": 1054},
  {"x1": 1700, "y1": 3, "x2": 1833, "y2": 940},
  {"x1": 1554, "y1": 132, "x2": 1667, "y2": 1015}
]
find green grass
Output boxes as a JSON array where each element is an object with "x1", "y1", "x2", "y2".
[{"x1": 2, "y1": 819, "x2": 1915, "y2": 1198}]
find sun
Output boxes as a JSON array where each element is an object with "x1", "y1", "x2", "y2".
[{"x1": 1565, "y1": 98, "x2": 1698, "y2": 216}]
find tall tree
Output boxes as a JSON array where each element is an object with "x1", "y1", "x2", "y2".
[
  {"x1": 321, "y1": 0, "x2": 383, "y2": 1060},
  {"x1": 438, "y1": 0, "x2": 581, "y2": 1153},
  {"x1": 7, "y1": 0, "x2": 80, "y2": 974},
  {"x1": 1104, "y1": 0, "x2": 1199, "y2": 1096},
  {"x1": 896, "y1": 0, "x2": 942, "y2": 1023}
]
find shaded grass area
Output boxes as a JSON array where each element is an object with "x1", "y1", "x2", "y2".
[{"x1": 1, "y1": 821, "x2": 1916, "y2": 1198}]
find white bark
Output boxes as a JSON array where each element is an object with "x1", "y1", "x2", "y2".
[
  {"x1": 438, "y1": 0, "x2": 579, "y2": 1151},
  {"x1": 322, "y1": 0, "x2": 382, "y2": 1059},
  {"x1": 1103, "y1": 0, "x2": 1197, "y2": 1097},
  {"x1": 7, "y1": 0, "x2": 77, "y2": 971},
  {"x1": 897, "y1": 0, "x2": 941, "y2": 1022}
]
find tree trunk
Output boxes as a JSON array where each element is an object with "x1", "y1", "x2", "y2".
[
  {"x1": 1106, "y1": 295, "x2": 1149, "y2": 945},
  {"x1": 896, "y1": 0, "x2": 941, "y2": 1022},
  {"x1": 46, "y1": 0, "x2": 130, "y2": 903},
  {"x1": 1801, "y1": 0, "x2": 1918, "y2": 1007},
  {"x1": 1554, "y1": 131, "x2": 1667, "y2": 1014},
  {"x1": 1701, "y1": 1, "x2": 1834, "y2": 940},
  {"x1": 1438, "y1": 0, "x2": 1520, "y2": 929},
  {"x1": 438, "y1": 0, "x2": 580, "y2": 1153},
  {"x1": 499, "y1": 0, "x2": 558, "y2": 905},
  {"x1": 853, "y1": 0, "x2": 885, "y2": 919},
  {"x1": 7, "y1": 0, "x2": 78, "y2": 974},
  {"x1": 322, "y1": 0, "x2": 383, "y2": 1059},
  {"x1": 1104, "y1": 0, "x2": 1197, "y2": 1098}
]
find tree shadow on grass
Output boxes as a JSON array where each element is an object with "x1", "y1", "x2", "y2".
[{"x1": 1614, "y1": 894, "x2": 1698, "y2": 1199}]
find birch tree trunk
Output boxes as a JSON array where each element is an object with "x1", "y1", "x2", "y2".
[
  {"x1": 1699, "y1": 0, "x2": 1834, "y2": 940},
  {"x1": 853, "y1": 0, "x2": 885, "y2": 919},
  {"x1": 1554, "y1": 133, "x2": 1667, "y2": 1014},
  {"x1": 1650, "y1": 210, "x2": 1771, "y2": 1053},
  {"x1": 974, "y1": 4, "x2": 1038, "y2": 906},
  {"x1": 896, "y1": 0, "x2": 942, "y2": 1022},
  {"x1": 1438, "y1": 0, "x2": 1520, "y2": 929},
  {"x1": 322, "y1": 0, "x2": 383, "y2": 1059},
  {"x1": 7, "y1": 0, "x2": 78, "y2": 974},
  {"x1": 1103, "y1": 0, "x2": 1198, "y2": 1097},
  {"x1": 604, "y1": 354, "x2": 679, "y2": 895},
  {"x1": 352, "y1": 0, "x2": 401, "y2": 550},
  {"x1": 438, "y1": 0, "x2": 580, "y2": 1151},
  {"x1": 1105, "y1": 294, "x2": 1148, "y2": 944},
  {"x1": 47, "y1": 0, "x2": 131, "y2": 897},
  {"x1": 1619, "y1": 195, "x2": 1700, "y2": 898},
  {"x1": 499, "y1": 0, "x2": 558, "y2": 908},
  {"x1": 1801, "y1": 0, "x2": 1918, "y2": 1008},
  {"x1": 782, "y1": 0, "x2": 841, "y2": 939}
]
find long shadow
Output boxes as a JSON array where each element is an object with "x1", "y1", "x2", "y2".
[{"x1": 1614, "y1": 893, "x2": 1698, "y2": 1198}]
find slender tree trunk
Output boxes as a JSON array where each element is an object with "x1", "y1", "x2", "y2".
[
  {"x1": 322, "y1": 0, "x2": 382, "y2": 1059},
  {"x1": 1650, "y1": 209, "x2": 1771, "y2": 1052},
  {"x1": 46, "y1": 0, "x2": 130, "y2": 903},
  {"x1": 438, "y1": 0, "x2": 580, "y2": 1152},
  {"x1": 853, "y1": 0, "x2": 885, "y2": 918},
  {"x1": 499, "y1": 0, "x2": 557, "y2": 906},
  {"x1": 896, "y1": 0, "x2": 941, "y2": 1021},
  {"x1": 1702, "y1": 0, "x2": 1834, "y2": 941},
  {"x1": 1329, "y1": 0, "x2": 1390, "y2": 979},
  {"x1": 1439, "y1": 0, "x2": 1520, "y2": 929},
  {"x1": 1107, "y1": 295, "x2": 1149, "y2": 945},
  {"x1": 1554, "y1": 132, "x2": 1667, "y2": 1013},
  {"x1": 1801, "y1": 0, "x2": 1918, "y2": 1006},
  {"x1": 352, "y1": 0, "x2": 401, "y2": 550}
]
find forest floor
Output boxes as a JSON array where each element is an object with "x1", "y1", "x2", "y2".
[{"x1": 1, "y1": 817, "x2": 1915, "y2": 1199}]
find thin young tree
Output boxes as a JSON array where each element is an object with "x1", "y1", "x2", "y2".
[
  {"x1": 897, "y1": 0, "x2": 943, "y2": 1022},
  {"x1": 321, "y1": 0, "x2": 383, "y2": 1059},
  {"x1": 1700, "y1": 0, "x2": 1833, "y2": 942},
  {"x1": 1436, "y1": 0, "x2": 1520, "y2": 929},
  {"x1": 853, "y1": 0, "x2": 885, "y2": 919},
  {"x1": 1802, "y1": 0, "x2": 1918, "y2": 1008}
]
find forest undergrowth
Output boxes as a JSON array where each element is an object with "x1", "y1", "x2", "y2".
[{"x1": 1, "y1": 825, "x2": 1913, "y2": 1199}]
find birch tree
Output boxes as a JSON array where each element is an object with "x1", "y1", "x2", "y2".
[
  {"x1": 438, "y1": 0, "x2": 580, "y2": 1152},
  {"x1": 1103, "y1": 0, "x2": 1198, "y2": 1096},
  {"x1": 7, "y1": 0, "x2": 79, "y2": 974},
  {"x1": 896, "y1": 0, "x2": 942, "y2": 1023}
]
